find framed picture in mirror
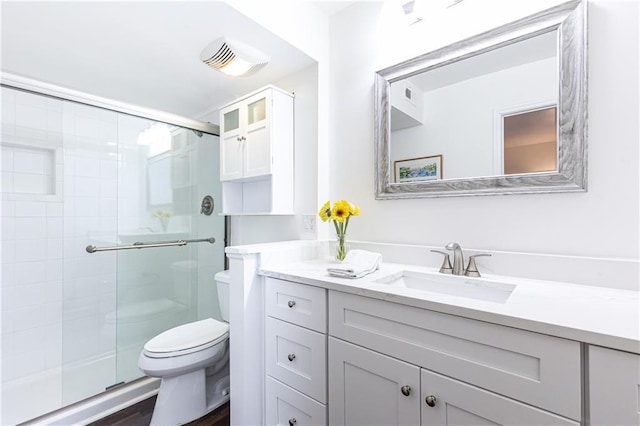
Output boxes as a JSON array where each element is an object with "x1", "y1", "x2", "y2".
[{"x1": 394, "y1": 155, "x2": 443, "y2": 183}]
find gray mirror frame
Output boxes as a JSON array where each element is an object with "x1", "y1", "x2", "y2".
[{"x1": 375, "y1": 0, "x2": 587, "y2": 199}]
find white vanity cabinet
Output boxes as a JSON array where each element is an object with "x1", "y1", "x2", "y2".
[
  {"x1": 589, "y1": 345, "x2": 640, "y2": 426},
  {"x1": 328, "y1": 290, "x2": 581, "y2": 425},
  {"x1": 219, "y1": 85, "x2": 294, "y2": 214},
  {"x1": 264, "y1": 278, "x2": 328, "y2": 426}
]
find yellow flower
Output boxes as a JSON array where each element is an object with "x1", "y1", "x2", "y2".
[
  {"x1": 318, "y1": 200, "x2": 331, "y2": 222},
  {"x1": 349, "y1": 203, "x2": 360, "y2": 216},
  {"x1": 331, "y1": 200, "x2": 351, "y2": 223}
]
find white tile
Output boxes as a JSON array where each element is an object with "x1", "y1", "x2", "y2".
[
  {"x1": 10, "y1": 305, "x2": 49, "y2": 331},
  {"x1": 1, "y1": 200, "x2": 15, "y2": 217},
  {"x1": 46, "y1": 202, "x2": 64, "y2": 217},
  {"x1": 46, "y1": 217, "x2": 63, "y2": 238},
  {"x1": 75, "y1": 177, "x2": 99, "y2": 197},
  {"x1": 5, "y1": 282, "x2": 48, "y2": 308},
  {"x1": 46, "y1": 259, "x2": 63, "y2": 282},
  {"x1": 44, "y1": 323, "x2": 63, "y2": 368},
  {"x1": 1, "y1": 147, "x2": 13, "y2": 172},
  {"x1": 47, "y1": 110, "x2": 63, "y2": 134},
  {"x1": 14, "y1": 149, "x2": 46, "y2": 174},
  {"x1": 14, "y1": 201, "x2": 46, "y2": 217},
  {"x1": 99, "y1": 179, "x2": 117, "y2": 198},
  {"x1": 1, "y1": 239, "x2": 15, "y2": 263},
  {"x1": 14, "y1": 217, "x2": 46, "y2": 239},
  {"x1": 75, "y1": 157, "x2": 99, "y2": 178},
  {"x1": 1, "y1": 216, "x2": 15, "y2": 240},
  {"x1": 1, "y1": 262, "x2": 15, "y2": 286},
  {"x1": 75, "y1": 197, "x2": 99, "y2": 217},
  {"x1": 73, "y1": 217, "x2": 100, "y2": 237},
  {"x1": 13, "y1": 172, "x2": 46, "y2": 194},
  {"x1": 14, "y1": 261, "x2": 47, "y2": 285},
  {"x1": 45, "y1": 280, "x2": 63, "y2": 303},
  {"x1": 14, "y1": 239, "x2": 46, "y2": 262},
  {"x1": 63, "y1": 216, "x2": 75, "y2": 238},
  {"x1": 99, "y1": 159, "x2": 118, "y2": 179},
  {"x1": 46, "y1": 238, "x2": 63, "y2": 259},
  {"x1": 1, "y1": 171, "x2": 14, "y2": 192},
  {"x1": 15, "y1": 104, "x2": 48, "y2": 131}
]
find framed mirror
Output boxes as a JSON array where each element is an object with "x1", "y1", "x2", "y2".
[{"x1": 375, "y1": 0, "x2": 586, "y2": 199}]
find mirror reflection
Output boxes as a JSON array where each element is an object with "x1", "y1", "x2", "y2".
[
  {"x1": 389, "y1": 30, "x2": 558, "y2": 182},
  {"x1": 375, "y1": 0, "x2": 587, "y2": 198}
]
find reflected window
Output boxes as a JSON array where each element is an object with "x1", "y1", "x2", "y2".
[{"x1": 503, "y1": 107, "x2": 557, "y2": 175}]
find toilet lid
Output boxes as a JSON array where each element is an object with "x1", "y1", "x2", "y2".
[{"x1": 143, "y1": 318, "x2": 229, "y2": 355}]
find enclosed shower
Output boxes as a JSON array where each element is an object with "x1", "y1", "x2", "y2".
[{"x1": 0, "y1": 82, "x2": 224, "y2": 424}]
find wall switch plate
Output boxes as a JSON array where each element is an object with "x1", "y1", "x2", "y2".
[{"x1": 302, "y1": 215, "x2": 316, "y2": 233}]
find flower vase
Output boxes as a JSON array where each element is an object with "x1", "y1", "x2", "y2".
[
  {"x1": 159, "y1": 217, "x2": 170, "y2": 232},
  {"x1": 336, "y1": 234, "x2": 348, "y2": 261}
]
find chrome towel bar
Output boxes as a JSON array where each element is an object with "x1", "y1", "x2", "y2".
[{"x1": 86, "y1": 237, "x2": 215, "y2": 253}]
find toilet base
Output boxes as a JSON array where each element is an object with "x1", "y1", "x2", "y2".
[{"x1": 149, "y1": 364, "x2": 229, "y2": 426}]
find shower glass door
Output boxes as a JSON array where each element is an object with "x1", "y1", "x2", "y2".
[
  {"x1": 112, "y1": 115, "x2": 223, "y2": 385},
  {"x1": 1, "y1": 86, "x2": 223, "y2": 424}
]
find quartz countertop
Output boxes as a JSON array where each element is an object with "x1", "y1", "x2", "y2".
[{"x1": 260, "y1": 259, "x2": 640, "y2": 354}]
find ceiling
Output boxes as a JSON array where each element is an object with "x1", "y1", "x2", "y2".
[{"x1": 1, "y1": 1, "x2": 324, "y2": 120}]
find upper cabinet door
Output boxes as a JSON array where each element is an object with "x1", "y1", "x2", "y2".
[
  {"x1": 220, "y1": 105, "x2": 243, "y2": 181},
  {"x1": 243, "y1": 91, "x2": 272, "y2": 178}
]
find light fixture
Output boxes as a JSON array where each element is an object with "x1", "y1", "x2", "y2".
[{"x1": 200, "y1": 37, "x2": 269, "y2": 77}]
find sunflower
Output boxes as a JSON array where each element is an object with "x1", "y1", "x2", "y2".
[
  {"x1": 318, "y1": 200, "x2": 331, "y2": 222},
  {"x1": 331, "y1": 200, "x2": 351, "y2": 223}
]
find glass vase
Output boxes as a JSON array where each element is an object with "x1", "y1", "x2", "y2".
[{"x1": 336, "y1": 234, "x2": 348, "y2": 261}]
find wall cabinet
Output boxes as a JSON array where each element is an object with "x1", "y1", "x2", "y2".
[
  {"x1": 264, "y1": 278, "x2": 327, "y2": 426},
  {"x1": 218, "y1": 86, "x2": 294, "y2": 214}
]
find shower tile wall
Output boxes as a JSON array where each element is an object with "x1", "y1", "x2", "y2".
[{"x1": 0, "y1": 88, "x2": 124, "y2": 424}]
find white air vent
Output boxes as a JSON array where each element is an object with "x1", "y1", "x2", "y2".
[{"x1": 200, "y1": 37, "x2": 269, "y2": 77}]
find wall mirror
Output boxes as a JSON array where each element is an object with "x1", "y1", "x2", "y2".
[{"x1": 375, "y1": 0, "x2": 586, "y2": 199}]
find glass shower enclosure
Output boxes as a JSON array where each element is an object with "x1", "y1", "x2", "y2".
[{"x1": 0, "y1": 86, "x2": 224, "y2": 424}]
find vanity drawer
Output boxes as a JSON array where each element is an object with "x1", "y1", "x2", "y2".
[
  {"x1": 266, "y1": 376, "x2": 327, "y2": 426},
  {"x1": 266, "y1": 277, "x2": 327, "y2": 333},
  {"x1": 329, "y1": 290, "x2": 581, "y2": 420},
  {"x1": 266, "y1": 316, "x2": 327, "y2": 403}
]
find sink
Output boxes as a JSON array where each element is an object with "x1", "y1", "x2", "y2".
[{"x1": 374, "y1": 270, "x2": 516, "y2": 303}]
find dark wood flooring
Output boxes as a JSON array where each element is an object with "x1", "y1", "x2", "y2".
[{"x1": 88, "y1": 396, "x2": 230, "y2": 426}]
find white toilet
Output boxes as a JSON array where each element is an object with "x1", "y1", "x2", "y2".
[{"x1": 138, "y1": 270, "x2": 231, "y2": 425}]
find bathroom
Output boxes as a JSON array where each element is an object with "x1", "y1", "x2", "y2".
[{"x1": 1, "y1": 0, "x2": 638, "y2": 425}]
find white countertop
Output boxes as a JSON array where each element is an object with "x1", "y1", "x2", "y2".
[{"x1": 260, "y1": 259, "x2": 640, "y2": 354}]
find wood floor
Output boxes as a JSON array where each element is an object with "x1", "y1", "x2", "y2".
[{"x1": 88, "y1": 396, "x2": 230, "y2": 426}]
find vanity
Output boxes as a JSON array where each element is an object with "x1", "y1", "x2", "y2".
[{"x1": 226, "y1": 240, "x2": 639, "y2": 426}]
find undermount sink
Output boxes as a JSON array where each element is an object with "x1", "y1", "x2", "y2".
[{"x1": 374, "y1": 270, "x2": 516, "y2": 303}]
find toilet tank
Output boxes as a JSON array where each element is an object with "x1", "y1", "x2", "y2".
[{"x1": 214, "y1": 270, "x2": 230, "y2": 322}]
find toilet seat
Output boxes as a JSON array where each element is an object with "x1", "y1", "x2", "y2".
[{"x1": 143, "y1": 318, "x2": 229, "y2": 358}]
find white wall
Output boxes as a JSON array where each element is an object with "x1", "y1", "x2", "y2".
[{"x1": 327, "y1": 1, "x2": 639, "y2": 272}]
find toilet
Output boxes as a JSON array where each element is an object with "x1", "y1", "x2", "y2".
[{"x1": 138, "y1": 270, "x2": 231, "y2": 425}]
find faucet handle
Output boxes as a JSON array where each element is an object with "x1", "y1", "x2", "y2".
[
  {"x1": 431, "y1": 250, "x2": 453, "y2": 274},
  {"x1": 465, "y1": 254, "x2": 492, "y2": 277}
]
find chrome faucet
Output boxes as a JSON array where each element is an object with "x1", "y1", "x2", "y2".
[{"x1": 445, "y1": 242, "x2": 465, "y2": 275}]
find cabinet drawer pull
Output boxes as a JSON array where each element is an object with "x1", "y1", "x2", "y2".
[
  {"x1": 400, "y1": 385, "x2": 411, "y2": 396},
  {"x1": 289, "y1": 418, "x2": 297, "y2": 426},
  {"x1": 425, "y1": 395, "x2": 437, "y2": 407},
  {"x1": 287, "y1": 353, "x2": 296, "y2": 362},
  {"x1": 287, "y1": 300, "x2": 296, "y2": 308}
]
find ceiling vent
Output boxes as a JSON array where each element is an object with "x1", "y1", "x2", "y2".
[{"x1": 200, "y1": 37, "x2": 269, "y2": 77}]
